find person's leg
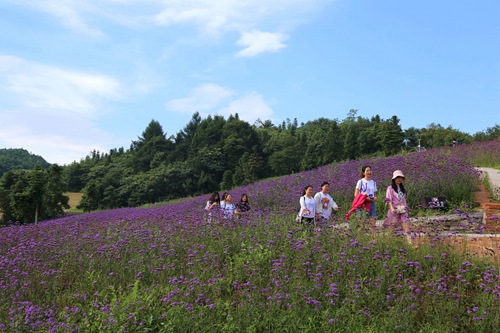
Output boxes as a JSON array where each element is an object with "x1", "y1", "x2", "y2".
[
  {"x1": 402, "y1": 222, "x2": 412, "y2": 244},
  {"x1": 369, "y1": 202, "x2": 377, "y2": 237}
]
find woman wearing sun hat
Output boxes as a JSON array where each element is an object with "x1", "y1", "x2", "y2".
[{"x1": 385, "y1": 170, "x2": 411, "y2": 243}]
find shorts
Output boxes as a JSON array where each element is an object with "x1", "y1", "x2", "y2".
[
  {"x1": 301, "y1": 217, "x2": 314, "y2": 225},
  {"x1": 357, "y1": 202, "x2": 377, "y2": 218}
]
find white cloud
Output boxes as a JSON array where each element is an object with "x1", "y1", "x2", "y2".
[
  {"x1": 0, "y1": 54, "x2": 120, "y2": 114},
  {"x1": 7, "y1": 0, "x2": 330, "y2": 37},
  {"x1": 7, "y1": 0, "x2": 105, "y2": 37},
  {"x1": 217, "y1": 92, "x2": 274, "y2": 124},
  {"x1": 0, "y1": 109, "x2": 111, "y2": 165},
  {"x1": 166, "y1": 83, "x2": 275, "y2": 123},
  {"x1": 0, "y1": 54, "x2": 122, "y2": 164},
  {"x1": 236, "y1": 30, "x2": 289, "y2": 57},
  {"x1": 165, "y1": 83, "x2": 233, "y2": 113}
]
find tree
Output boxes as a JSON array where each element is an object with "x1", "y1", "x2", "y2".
[
  {"x1": 42, "y1": 164, "x2": 70, "y2": 218},
  {"x1": 222, "y1": 117, "x2": 259, "y2": 170},
  {"x1": 0, "y1": 148, "x2": 51, "y2": 178},
  {"x1": 220, "y1": 170, "x2": 234, "y2": 191},
  {"x1": 131, "y1": 120, "x2": 173, "y2": 172},
  {"x1": 0, "y1": 171, "x2": 17, "y2": 224},
  {"x1": 77, "y1": 180, "x2": 101, "y2": 212},
  {"x1": 324, "y1": 120, "x2": 343, "y2": 163},
  {"x1": 379, "y1": 116, "x2": 404, "y2": 156},
  {"x1": 27, "y1": 164, "x2": 46, "y2": 224},
  {"x1": 0, "y1": 164, "x2": 67, "y2": 224},
  {"x1": 403, "y1": 127, "x2": 422, "y2": 150}
]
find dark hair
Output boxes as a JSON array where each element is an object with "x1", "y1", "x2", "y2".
[
  {"x1": 391, "y1": 179, "x2": 406, "y2": 194},
  {"x1": 321, "y1": 181, "x2": 329, "y2": 188},
  {"x1": 221, "y1": 192, "x2": 229, "y2": 201},
  {"x1": 209, "y1": 192, "x2": 220, "y2": 205},
  {"x1": 360, "y1": 165, "x2": 372, "y2": 178},
  {"x1": 301, "y1": 185, "x2": 313, "y2": 196},
  {"x1": 239, "y1": 193, "x2": 249, "y2": 204}
]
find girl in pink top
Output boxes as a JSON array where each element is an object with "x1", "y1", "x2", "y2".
[{"x1": 385, "y1": 170, "x2": 411, "y2": 243}]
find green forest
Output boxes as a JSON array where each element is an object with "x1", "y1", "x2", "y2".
[
  {"x1": 1, "y1": 110, "x2": 499, "y2": 222},
  {"x1": 0, "y1": 148, "x2": 50, "y2": 178}
]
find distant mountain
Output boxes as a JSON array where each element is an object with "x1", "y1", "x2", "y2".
[{"x1": 0, "y1": 148, "x2": 51, "y2": 178}]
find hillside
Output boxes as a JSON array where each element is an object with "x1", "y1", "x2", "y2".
[
  {"x1": 0, "y1": 148, "x2": 51, "y2": 178},
  {"x1": 0, "y1": 139, "x2": 499, "y2": 331}
]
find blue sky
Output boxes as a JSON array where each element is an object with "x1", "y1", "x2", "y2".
[{"x1": 0, "y1": 0, "x2": 498, "y2": 165}]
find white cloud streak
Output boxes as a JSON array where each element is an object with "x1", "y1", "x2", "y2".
[
  {"x1": 0, "y1": 109, "x2": 112, "y2": 165},
  {"x1": 0, "y1": 54, "x2": 122, "y2": 164},
  {"x1": 6, "y1": 0, "x2": 105, "y2": 37},
  {"x1": 165, "y1": 83, "x2": 274, "y2": 124},
  {"x1": 217, "y1": 92, "x2": 274, "y2": 124},
  {"x1": 0, "y1": 54, "x2": 120, "y2": 114},
  {"x1": 7, "y1": 0, "x2": 330, "y2": 38},
  {"x1": 236, "y1": 30, "x2": 289, "y2": 57},
  {"x1": 165, "y1": 83, "x2": 233, "y2": 113}
]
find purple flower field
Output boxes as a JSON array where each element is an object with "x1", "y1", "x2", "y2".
[{"x1": 0, "y1": 139, "x2": 499, "y2": 332}]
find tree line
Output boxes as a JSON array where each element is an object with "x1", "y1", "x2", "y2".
[
  {"x1": 60, "y1": 110, "x2": 498, "y2": 212},
  {"x1": 0, "y1": 164, "x2": 69, "y2": 225},
  {"x1": 1, "y1": 111, "x2": 497, "y2": 221},
  {"x1": 0, "y1": 148, "x2": 50, "y2": 178}
]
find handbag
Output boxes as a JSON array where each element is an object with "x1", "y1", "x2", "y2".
[{"x1": 395, "y1": 205, "x2": 406, "y2": 214}]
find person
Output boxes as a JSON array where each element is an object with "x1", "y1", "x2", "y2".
[
  {"x1": 385, "y1": 170, "x2": 411, "y2": 243},
  {"x1": 235, "y1": 194, "x2": 251, "y2": 215},
  {"x1": 314, "y1": 182, "x2": 339, "y2": 228},
  {"x1": 299, "y1": 185, "x2": 316, "y2": 225},
  {"x1": 220, "y1": 192, "x2": 229, "y2": 205},
  {"x1": 220, "y1": 193, "x2": 235, "y2": 217},
  {"x1": 355, "y1": 166, "x2": 378, "y2": 235},
  {"x1": 205, "y1": 192, "x2": 220, "y2": 210}
]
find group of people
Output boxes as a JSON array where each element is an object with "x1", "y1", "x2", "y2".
[
  {"x1": 297, "y1": 181, "x2": 340, "y2": 228},
  {"x1": 203, "y1": 165, "x2": 411, "y2": 242},
  {"x1": 298, "y1": 166, "x2": 411, "y2": 242},
  {"x1": 204, "y1": 192, "x2": 251, "y2": 217}
]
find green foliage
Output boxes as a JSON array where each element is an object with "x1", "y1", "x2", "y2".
[
  {"x1": 0, "y1": 164, "x2": 69, "y2": 224},
  {"x1": 60, "y1": 112, "x2": 492, "y2": 212},
  {"x1": 220, "y1": 170, "x2": 234, "y2": 190},
  {"x1": 0, "y1": 148, "x2": 51, "y2": 178}
]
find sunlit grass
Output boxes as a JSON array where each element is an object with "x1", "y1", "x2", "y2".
[{"x1": 64, "y1": 192, "x2": 83, "y2": 213}]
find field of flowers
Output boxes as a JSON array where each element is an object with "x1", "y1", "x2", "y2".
[{"x1": 0, "y1": 139, "x2": 499, "y2": 332}]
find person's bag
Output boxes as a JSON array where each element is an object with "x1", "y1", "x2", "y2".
[
  {"x1": 295, "y1": 213, "x2": 302, "y2": 223},
  {"x1": 395, "y1": 205, "x2": 406, "y2": 214}
]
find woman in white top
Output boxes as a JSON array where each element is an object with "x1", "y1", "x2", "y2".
[
  {"x1": 314, "y1": 181, "x2": 339, "y2": 227},
  {"x1": 299, "y1": 185, "x2": 316, "y2": 225},
  {"x1": 220, "y1": 193, "x2": 235, "y2": 217},
  {"x1": 354, "y1": 165, "x2": 378, "y2": 236}
]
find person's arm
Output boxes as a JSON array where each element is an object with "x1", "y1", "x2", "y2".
[
  {"x1": 354, "y1": 180, "x2": 361, "y2": 196},
  {"x1": 314, "y1": 193, "x2": 322, "y2": 218},
  {"x1": 299, "y1": 196, "x2": 307, "y2": 215},
  {"x1": 331, "y1": 195, "x2": 339, "y2": 211},
  {"x1": 386, "y1": 187, "x2": 394, "y2": 212}
]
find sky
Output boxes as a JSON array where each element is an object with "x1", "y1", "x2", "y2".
[{"x1": 0, "y1": 0, "x2": 499, "y2": 165}]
